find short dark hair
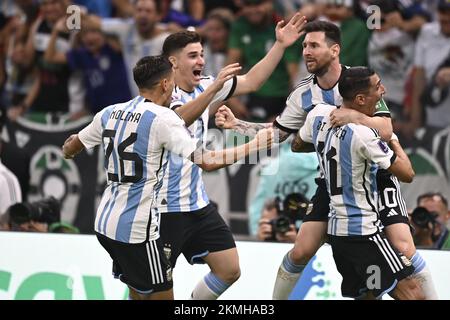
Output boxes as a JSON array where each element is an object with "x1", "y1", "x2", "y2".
[
  {"x1": 303, "y1": 20, "x2": 341, "y2": 46},
  {"x1": 133, "y1": 55, "x2": 172, "y2": 90},
  {"x1": 338, "y1": 67, "x2": 375, "y2": 101},
  {"x1": 162, "y1": 31, "x2": 202, "y2": 57},
  {"x1": 417, "y1": 192, "x2": 449, "y2": 208}
]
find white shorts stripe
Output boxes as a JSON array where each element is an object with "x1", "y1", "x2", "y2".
[
  {"x1": 370, "y1": 234, "x2": 398, "y2": 273},
  {"x1": 146, "y1": 242, "x2": 157, "y2": 284},
  {"x1": 376, "y1": 233, "x2": 402, "y2": 272},
  {"x1": 381, "y1": 236, "x2": 404, "y2": 270},
  {"x1": 151, "y1": 241, "x2": 164, "y2": 284},
  {"x1": 392, "y1": 177, "x2": 408, "y2": 217},
  {"x1": 379, "y1": 235, "x2": 403, "y2": 271}
]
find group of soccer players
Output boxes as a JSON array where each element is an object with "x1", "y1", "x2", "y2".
[{"x1": 62, "y1": 12, "x2": 438, "y2": 300}]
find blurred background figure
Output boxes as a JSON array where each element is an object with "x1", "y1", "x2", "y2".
[
  {"x1": 256, "y1": 192, "x2": 310, "y2": 243},
  {"x1": 368, "y1": 0, "x2": 429, "y2": 120},
  {"x1": 44, "y1": 18, "x2": 132, "y2": 117},
  {"x1": 227, "y1": 0, "x2": 301, "y2": 122},
  {"x1": 202, "y1": 8, "x2": 234, "y2": 76},
  {"x1": 322, "y1": 0, "x2": 371, "y2": 67},
  {"x1": 249, "y1": 142, "x2": 318, "y2": 237},
  {"x1": 395, "y1": 0, "x2": 450, "y2": 139},
  {"x1": 411, "y1": 192, "x2": 450, "y2": 249},
  {"x1": 0, "y1": 105, "x2": 21, "y2": 231}
]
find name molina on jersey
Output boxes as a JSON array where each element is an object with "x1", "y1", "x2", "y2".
[{"x1": 109, "y1": 110, "x2": 142, "y2": 123}]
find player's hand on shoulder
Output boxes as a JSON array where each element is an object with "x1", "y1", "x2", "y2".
[{"x1": 330, "y1": 108, "x2": 360, "y2": 127}]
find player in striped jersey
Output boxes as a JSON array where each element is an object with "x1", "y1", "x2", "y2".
[
  {"x1": 157, "y1": 13, "x2": 307, "y2": 300},
  {"x1": 61, "y1": 55, "x2": 274, "y2": 300},
  {"x1": 295, "y1": 67, "x2": 422, "y2": 299},
  {"x1": 216, "y1": 20, "x2": 437, "y2": 299}
]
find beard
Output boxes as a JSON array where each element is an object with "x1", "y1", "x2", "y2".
[{"x1": 306, "y1": 59, "x2": 331, "y2": 77}]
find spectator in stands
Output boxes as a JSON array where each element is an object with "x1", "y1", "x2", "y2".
[
  {"x1": 0, "y1": 11, "x2": 39, "y2": 121},
  {"x1": 0, "y1": 106, "x2": 22, "y2": 230},
  {"x1": 44, "y1": 18, "x2": 132, "y2": 116},
  {"x1": 249, "y1": 141, "x2": 318, "y2": 237},
  {"x1": 397, "y1": 0, "x2": 450, "y2": 138},
  {"x1": 411, "y1": 192, "x2": 450, "y2": 249},
  {"x1": 203, "y1": 8, "x2": 234, "y2": 76},
  {"x1": 227, "y1": 0, "x2": 301, "y2": 121},
  {"x1": 22, "y1": 0, "x2": 83, "y2": 115},
  {"x1": 322, "y1": 0, "x2": 371, "y2": 67},
  {"x1": 89, "y1": 0, "x2": 170, "y2": 96},
  {"x1": 159, "y1": 0, "x2": 205, "y2": 31},
  {"x1": 368, "y1": 0, "x2": 416, "y2": 121}
]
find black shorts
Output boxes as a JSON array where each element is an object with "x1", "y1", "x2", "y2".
[
  {"x1": 159, "y1": 203, "x2": 236, "y2": 268},
  {"x1": 328, "y1": 232, "x2": 415, "y2": 299},
  {"x1": 96, "y1": 233, "x2": 172, "y2": 294},
  {"x1": 303, "y1": 178, "x2": 330, "y2": 222},
  {"x1": 377, "y1": 169, "x2": 410, "y2": 227}
]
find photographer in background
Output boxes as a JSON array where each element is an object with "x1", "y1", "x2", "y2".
[
  {"x1": 6, "y1": 196, "x2": 78, "y2": 234},
  {"x1": 410, "y1": 192, "x2": 450, "y2": 250},
  {"x1": 257, "y1": 193, "x2": 309, "y2": 243}
]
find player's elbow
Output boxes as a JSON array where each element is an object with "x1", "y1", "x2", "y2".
[{"x1": 398, "y1": 169, "x2": 415, "y2": 183}]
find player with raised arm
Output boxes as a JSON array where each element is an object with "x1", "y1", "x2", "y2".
[
  {"x1": 156, "y1": 13, "x2": 307, "y2": 300},
  {"x1": 215, "y1": 20, "x2": 437, "y2": 299},
  {"x1": 294, "y1": 67, "x2": 421, "y2": 299},
  {"x1": 61, "y1": 55, "x2": 273, "y2": 300}
]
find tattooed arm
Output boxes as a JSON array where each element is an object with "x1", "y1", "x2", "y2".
[
  {"x1": 291, "y1": 131, "x2": 315, "y2": 153},
  {"x1": 215, "y1": 105, "x2": 292, "y2": 143}
]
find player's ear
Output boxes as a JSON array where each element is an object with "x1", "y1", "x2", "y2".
[
  {"x1": 331, "y1": 44, "x2": 340, "y2": 59},
  {"x1": 168, "y1": 55, "x2": 178, "y2": 69},
  {"x1": 355, "y1": 94, "x2": 365, "y2": 106}
]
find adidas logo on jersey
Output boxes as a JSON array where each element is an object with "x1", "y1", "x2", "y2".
[
  {"x1": 386, "y1": 209, "x2": 398, "y2": 217},
  {"x1": 161, "y1": 198, "x2": 167, "y2": 205}
]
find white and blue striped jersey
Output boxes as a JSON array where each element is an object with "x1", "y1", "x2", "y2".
[
  {"x1": 78, "y1": 96, "x2": 198, "y2": 243},
  {"x1": 157, "y1": 75, "x2": 237, "y2": 213},
  {"x1": 300, "y1": 104, "x2": 396, "y2": 236},
  {"x1": 274, "y1": 67, "x2": 391, "y2": 133}
]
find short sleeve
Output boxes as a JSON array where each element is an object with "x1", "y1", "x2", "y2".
[
  {"x1": 298, "y1": 111, "x2": 314, "y2": 143},
  {"x1": 157, "y1": 111, "x2": 198, "y2": 158},
  {"x1": 274, "y1": 88, "x2": 308, "y2": 133},
  {"x1": 210, "y1": 76, "x2": 237, "y2": 105},
  {"x1": 413, "y1": 26, "x2": 427, "y2": 68},
  {"x1": 78, "y1": 110, "x2": 105, "y2": 149},
  {"x1": 356, "y1": 126, "x2": 395, "y2": 170}
]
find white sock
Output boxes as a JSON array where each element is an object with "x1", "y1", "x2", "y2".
[
  {"x1": 190, "y1": 272, "x2": 230, "y2": 300},
  {"x1": 411, "y1": 252, "x2": 438, "y2": 300},
  {"x1": 272, "y1": 252, "x2": 306, "y2": 300}
]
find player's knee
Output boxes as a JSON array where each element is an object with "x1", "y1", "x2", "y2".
[
  {"x1": 391, "y1": 237, "x2": 416, "y2": 259},
  {"x1": 223, "y1": 265, "x2": 241, "y2": 284},
  {"x1": 290, "y1": 246, "x2": 314, "y2": 265},
  {"x1": 129, "y1": 288, "x2": 151, "y2": 300}
]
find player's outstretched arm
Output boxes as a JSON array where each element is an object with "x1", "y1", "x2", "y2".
[
  {"x1": 174, "y1": 63, "x2": 242, "y2": 127},
  {"x1": 330, "y1": 108, "x2": 393, "y2": 142},
  {"x1": 215, "y1": 105, "x2": 291, "y2": 142},
  {"x1": 62, "y1": 134, "x2": 85, "y2": 159},
  {"x1": 233, "y1": 13, "x2": 307, "y2": 96},
  {"x1": 387, "y1": 135, "x2": 415, "y2": 183},
  {"x1": 191, "y1": 128, "x2": 274, "y2": 172}
]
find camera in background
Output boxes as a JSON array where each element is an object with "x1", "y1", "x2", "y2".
[{"x1": 267, "y1": 193, "x2": 309, "y2": 241}]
